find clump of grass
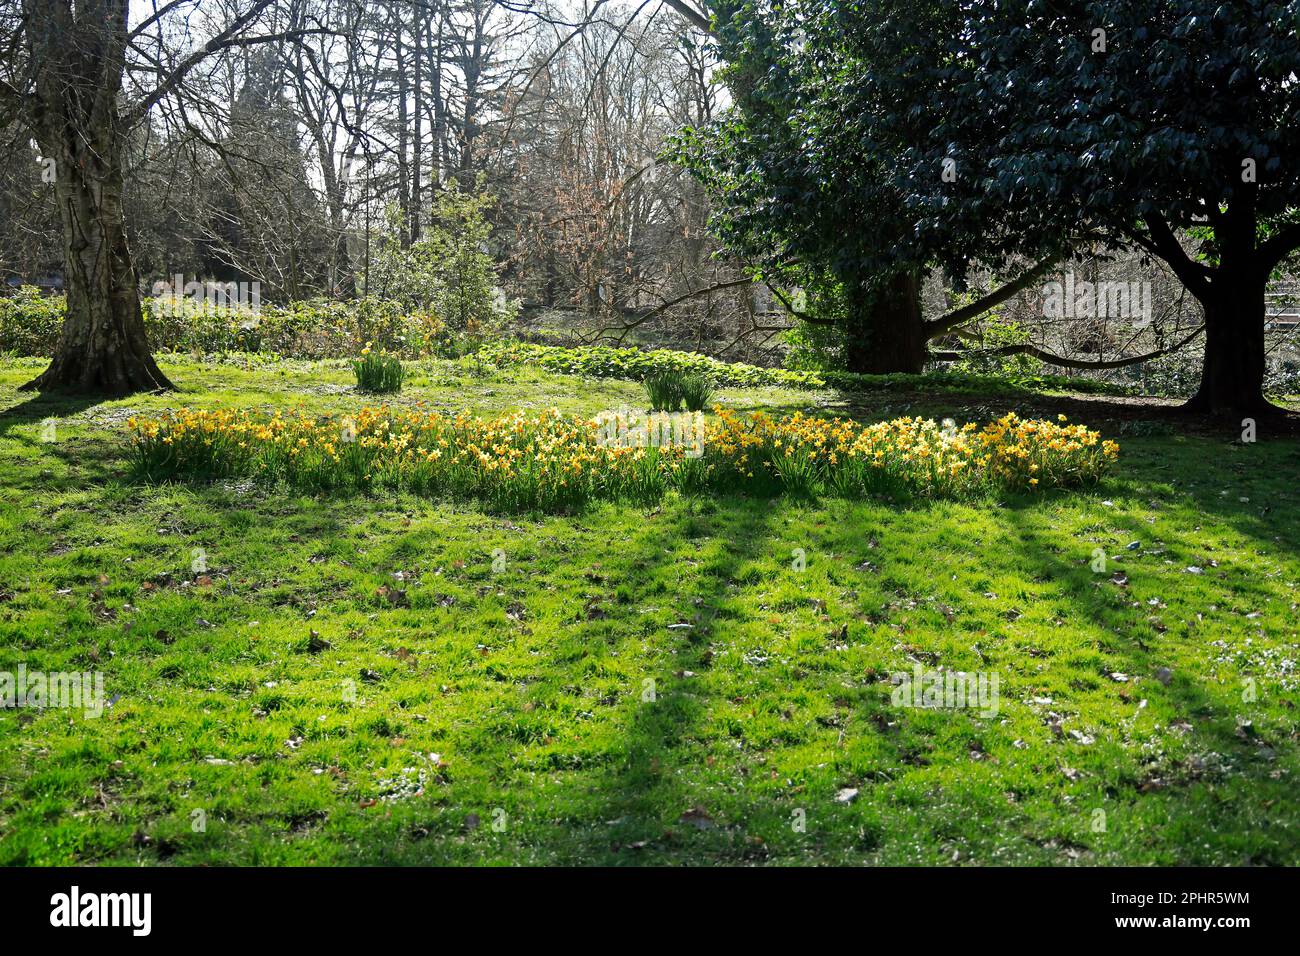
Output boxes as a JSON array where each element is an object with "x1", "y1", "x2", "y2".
[
  {"x1": 643, "y1": 371, "x2": 685, "y2": 411},
  {"x1": 354, "y1": 344, "x2": 403, "y2": 393},
  {"x1": 679, "y1": 372, "x2": 715, "y2": 412}
]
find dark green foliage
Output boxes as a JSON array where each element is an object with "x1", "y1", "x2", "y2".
[
  {"x1": 676, "y1": 0, "x2": 1300, "y2": 408},
  {"x1": 804, "y1": 0, "x2": 1300, "y2": 409},
  {"x1": 848, "y1": 0, "x2": 1300, "y2": 266},
  {"x1": 643, "y1": 370, "x2": 686, "y2": 411}
]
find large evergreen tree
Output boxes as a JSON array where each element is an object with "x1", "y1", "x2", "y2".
[
  {"x1": 675, "y1": 0, "x2": 1066, "y2": 374},
  {"x1": 826, "y1": 0, "x2": 1300, "y2": 413},
  {"x1": 680, "y1": 0, "x2": 1300, "y2": 412}
]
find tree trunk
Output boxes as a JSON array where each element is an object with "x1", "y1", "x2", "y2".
[
  {"x1": 410, "y1": 2, "x2": 424, "y2": 243},
  {"x1": 21, "y1": 133, "x2": 172, "y2": 395},
  {"x1": 1184, "y1": 273, "x2": 1275, "y2": 416},
  {"x1": 842, "y1": 270, "x2": 927, "y2": 374},
  {"x1": 395, "y1": 12, "x2": 411, "y2": 249},
  {"x1": 20, "y1": 0, "x2": 173, "y2": 396}
]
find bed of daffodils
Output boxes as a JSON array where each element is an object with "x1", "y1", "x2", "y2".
[{"x1": 127, "y1": 405, "x2": 1117, "y2": 511}]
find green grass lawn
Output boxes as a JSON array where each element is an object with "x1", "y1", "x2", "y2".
[{"x1": 1, "y1": 354, "x2": 1297, "y2": 865}]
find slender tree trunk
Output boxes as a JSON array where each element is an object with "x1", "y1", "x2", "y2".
[
  {"x1": 431, "y1": 10, "x2": 446, "y2": 183},
  {"x1": 410, "y1": 1, "x2": 424, "y2": 242},
  {"x1": 395, "y1": 19, "x2": 411, "y2": 248},
  {"x1": 20, "y1": 0, "x2": 172, "y2": 395},
  {"x1": 841, "y1": 270, "x2": 927, "y2": 374},
  {"x1": 458, "y1": 5, "x2": 484, "y2": 187},
  {"x1": 1185, "y1": 273, "x2": 1274, "y2": 415}
]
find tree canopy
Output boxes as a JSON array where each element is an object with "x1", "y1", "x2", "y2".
[{"x1": 679, "y1": 0, "x2": 1300, "y2": 411}]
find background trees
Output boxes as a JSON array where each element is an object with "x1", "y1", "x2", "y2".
[
  {"x1": 1, "y1": 0, "x2": 755, "y2": 393},
  {"x1": 1, "y1": 0, "x2": 1297, "y2": 406},
  {"x1": 495, "y1": 9, "x2": 749, "y2": 350}
]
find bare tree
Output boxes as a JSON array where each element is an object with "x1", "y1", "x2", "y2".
[{"x1": 0, "y1": 0, "x2": 336, "y2": 394}]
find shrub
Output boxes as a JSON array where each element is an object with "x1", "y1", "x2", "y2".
[
  {"x1": 368, "y1": 180, "x2": 517, "y2": 336},
  {"x1": 484, "y1": 340, "x2": 817, "y2": 389},
  {"x1": 644, "y1": 371, "x2": 686, "y2": 410},
  {"x1": 143, "y1": 295, "x2": 263, "y2": 353},
  {"x1": 0, "y1": 286, "x2": 64, "y2": 355},
  {"x1": 353, "y1": 345, "x2": 404, "y2": 393},
  {"x1": 0, "y1": 291, "x2": 486, "y2": 360}
]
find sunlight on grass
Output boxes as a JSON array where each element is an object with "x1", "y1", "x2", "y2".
[{"x1": 0, "y1": 356, "x2": 1296, "y2": 865}]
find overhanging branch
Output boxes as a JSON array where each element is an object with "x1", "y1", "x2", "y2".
[
  {"x1": 587, "y1": 276, "x2": 755, "y2": 346},
  {"x1": 660, "y1": 0, "x2": 712, "y2": 33},
  {"x1": 925, "y1": 256, "x2": 1058, "y2": 338},
  {"x1": 1128, "y1": 214, "x2": 1214, "y2": 300},
  {"x1": 930, "y1": 325, "x2": 1205, "y2": 370}
]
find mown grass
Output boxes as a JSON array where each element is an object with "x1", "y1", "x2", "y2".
[{"x1": 1, "y1": 355, "x2": 1297, "y2": 865}]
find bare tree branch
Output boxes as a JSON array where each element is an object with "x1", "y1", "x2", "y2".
[
  {"x1": 925, "y1": 256, "x2": 1059, "y2": 337},
  {"x1": 659, "y1": 0, "x2": 711, "y2": 33}
]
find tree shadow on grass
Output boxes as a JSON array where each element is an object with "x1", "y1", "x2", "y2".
[
  {"x1": 311, "y1": 488, "x2": 1012, "y2": 866},
  {"x1": 0, "y1": 391, "x2": 106, "y2": 436},
  {"x1": 994, "y1": 502, "x2": 1299, "y2": 864},
  {"x1": 37, "y1": 417, "x2": 1285, "y2": 864},
  {"x1": 823, "y1": 384, "x2": 1300, "y2": 438},
  {"x1": 0, "y1": 392, "x2": 127, "y2": 495},
  {"x1": 320, "y1": 493, "x2": 798, "y2": 865}
]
